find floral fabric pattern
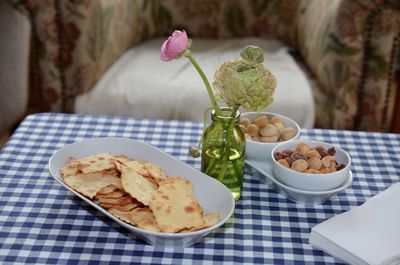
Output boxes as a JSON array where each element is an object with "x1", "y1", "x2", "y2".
[
  {"x1": 296, "y1": 0, "x2": 400, "y2": 131},
  {"x1": 11, "y1": 0, "x2": 400, "y2": 131}
]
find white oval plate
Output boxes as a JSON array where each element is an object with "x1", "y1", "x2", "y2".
[
  {"x1": 49, "y1": 137, "x2": 235, "y2": 247},
  {"x1": 245, "y1": 159, "x2": 352, "y2": 204}
]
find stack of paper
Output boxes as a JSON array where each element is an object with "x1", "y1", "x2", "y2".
[{"x1": 310, "y1": 182, "x2": 400, "y2": 265}]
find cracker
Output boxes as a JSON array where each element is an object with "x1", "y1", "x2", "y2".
[
  {"x1": 119, "y1": 163, "x2": 157, "y2": 206},
  {"x1": 96, "y1": 184, "x2": 119, "y2": 195},
  {"x1": 100, "y1": 202, "x2": 141, "y2": 211},
  {"x1": 108, "y1": 208, "x2": 136, "y2": 226},
  {"x1": 181, "y1": 212, "x2": 220, "y2": 232},
  {"x1": 97, "y1": 194, "x2": 134, "y2": 206},
  {"x1": 60, "y1": 157, "x2": 79, "y2": 177},
  {"x1": 203, "y1": 212, "x2": 220, "y2": 227},
  {"x1": 96, "y1": 190, "x2": 126, "y2": 199},
  {"x1": 64, "y1": 172, "x2": 121, "y2": 199},
  {"x1": 149, "y1": 177, "x2": 205, "y2": 233},
  {"x1": 76, "y1": 153, "x2": 115, "y2": 174},
  {"x1": 129, "y1": 207, "x2": 161, "y2": 232},
  {"x1": 144, "y1": 162, "x2": 167, "y2": 184},
  {"x1": 115, "y1": 157, "x2": 148, "y2": 176}
]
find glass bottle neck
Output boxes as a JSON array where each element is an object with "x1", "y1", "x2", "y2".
[{"x1": 211, "y1": 107, "x2": 240, "y2": 124}]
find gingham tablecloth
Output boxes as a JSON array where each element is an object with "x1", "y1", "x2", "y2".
[{"x1": 1, "y1": 113, "x2": 399, "y2": 264}]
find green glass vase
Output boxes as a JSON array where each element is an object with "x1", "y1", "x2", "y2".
[{"x1": 201, "y1": 107, "x2": 245, "y2": 201}]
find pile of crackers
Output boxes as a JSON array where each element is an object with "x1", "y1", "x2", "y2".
[{"x1": 60, "y1": 153, "x2": 219, "y2": 233}]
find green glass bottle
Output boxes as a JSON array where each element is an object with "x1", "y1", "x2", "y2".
[{"x1": 201, "y1": 107, "x2": 245, "y2": 201}]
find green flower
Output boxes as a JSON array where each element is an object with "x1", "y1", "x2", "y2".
[{"x1": 213, "y1": 45, "x2": 277, "y2": 111}]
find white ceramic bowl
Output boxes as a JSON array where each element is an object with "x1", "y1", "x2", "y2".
[
  {"x1": 271, "y1": 139, "x2": 351, "y2": 191},
  {"x1": 241, "y1": 112, "x2": 300, "y2": 161},
  {"x1": 49, "y1": 137, "x2": 235, "y2": 247},
  {"x1": 246, "y1": 159, "x2": 353, "y2": 204}
]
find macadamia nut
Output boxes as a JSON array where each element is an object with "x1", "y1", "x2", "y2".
[
  {"x1": 291, "y1": 159, "x2": 308, "y2": 172},
  {"x1": 254, "y1": 115, "x2": 269, "y2": 128},
  {"x1": 240, "y1": 114, "x2": 297, "y2": 143}
]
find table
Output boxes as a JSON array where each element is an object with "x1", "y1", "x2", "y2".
[{"x1": 0, "y1": 113, "x2": 399, "y2": 264}]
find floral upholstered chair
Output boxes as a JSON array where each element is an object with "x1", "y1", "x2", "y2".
[{"x1": 11, "y1": 0, "x2": 400, "y2": 131}]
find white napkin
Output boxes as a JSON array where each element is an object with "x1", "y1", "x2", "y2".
[{"x1": 309, "y1": 182, "x2": 400, "y2": 265}]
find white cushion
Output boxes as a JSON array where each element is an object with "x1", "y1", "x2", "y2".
[{"x1": 75, "y1": 38, "x2": 315, "y2": 128}]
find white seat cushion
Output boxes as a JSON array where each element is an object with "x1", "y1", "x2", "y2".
[{"x1": 75, "y1": 38, "x2": 315, "y2": 128}]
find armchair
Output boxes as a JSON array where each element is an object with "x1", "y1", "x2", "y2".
[{"x1": 10, "y1": 0, "x2": 400, "y2": 131}]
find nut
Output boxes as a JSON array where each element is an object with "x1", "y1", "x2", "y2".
[
  {"x1": 320, "y1": 167, "x2": 335, "y2": 173},
  {"x1": 291, "y1": 159, "x2": 308, "y2": 172},
  {"x1": 308, "y1": 157, "x2": 322, "y2": 170},
  {"x1": 240, "y1": 117, "x2": 251, "y2": 127},
  {"x1": 299, "y1": 145, "x2": 311, "y2": 156},
  {"x1": 304, "y1": 168, "x2": 321, "y2": 174},
  {"x1": 246, "y1": 124, "x2": 259, "y2": 137},
  {"x1": 274, "y1": 122, "x2": 285, "y2": 135},
  {"x1": 261, "y1": 136, "x2": 279, "y2": 143},
  {"x1": 278, "y1": 159, "x2": 289, "y2": 168},
  {"x1": 306, "y1": 149, "x2": 321, "y2": 159},
  {"x1": 281, "y1": 127, "x2": 296, "y2": 141},
  {"x1": 254, "y1": 115, "x2": 269, "y2": 128},
  {"x1": 270, "y1": 117, "x2": 284, "y2": 126},
  {"x1": 259, "y1": 124, "x2": 279, "y2": 137},
  {"x1": 296, "y1": 143, "x2": 309, "y2": 152},
  {"x1": 321, "y1": 155, "x2": 336, "y2": 168}
]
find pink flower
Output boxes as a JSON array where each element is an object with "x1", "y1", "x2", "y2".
[{"x1": 160, "y1": 30, "x2": 189, "y2": 61}]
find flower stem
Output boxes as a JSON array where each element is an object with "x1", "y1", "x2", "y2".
[
  {"x1": 185, "y1": 51, "x2": 222, "y2": 116},
  {"x1": 216, "y1": 105, "x2": 240, "y2": 181}
]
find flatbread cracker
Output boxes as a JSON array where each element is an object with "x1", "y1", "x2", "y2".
[
  {"x1": 144, "y1": 162, "x2": 167, "y2": 184},
  {"x1": 149, "y1": 177, "x2": 205, "y2": 233},
  {"x1": 60, "y1": 157, "x2": 79, "y2": 177},
  {"x1": 108, "y1": 208, "x2": 136, "y2": 226},
  {"x1": 129, "y1": 207, "x2": 161, "y2": 232},
  {"x1": 96, "y1": 184, "x2": 119, "y2": 195},
  {"x1": 180, "y1": 212, "x2": 220, "y2": 232},
  {"x1": 97, "y1": 194, "x2": 134, "y2": 206},
  {"x1": 64, "y1": 172, "x2": 121, "y2": 199},
  {"x1": 76, "y1": 153, "x2": 115, "y2": 174},
  {"x1": 96, "y1": 190, "x2": 126, "y2": 199},
  {"x1": 115, "y1": 157, "x2": 148, "y2": 176},
  {"x1": 100, "y1": 202, "x2": 141, "y2": 211},
  {"x1": 119, "y1": 163, "x2": 157, "y2": 206}
]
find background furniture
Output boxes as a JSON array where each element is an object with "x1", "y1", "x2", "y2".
[
  {"x1": 4, "y1": 0, "x2": 400, "y2": 131},
  {"x1": 0, "y1": 112, "x2": 399, "y2": 264},
  {"x1": 0, "y1": 0, "x2": 30, "y2": 135}
]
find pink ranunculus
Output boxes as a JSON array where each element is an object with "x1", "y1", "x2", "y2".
[{"x1": 160, "y1": 30, "x2": 189, "y2": 61}]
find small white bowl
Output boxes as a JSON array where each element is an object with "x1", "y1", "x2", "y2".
[
  {"x1": 241, "y1": 112, "x2": 300, "y2": 161},
  {"x1": 246, "y1": 159, "x2": 352, "y2": 204},
  {"x1": 271, "y1": 140, "x2": 351, "y2": 191}
]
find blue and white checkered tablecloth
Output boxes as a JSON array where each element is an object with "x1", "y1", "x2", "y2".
[{"x1": 0, "y1": 113, "x2": 399, "y2": 264}]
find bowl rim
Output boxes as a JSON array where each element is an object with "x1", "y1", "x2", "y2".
[
  {"x1": 272, "y1": 168, "x2": 353, "y2": 194},
  {"x1": 270, "y1": 139, "x2": 352, "y2": 177},
  {"x1": 241, "y1": 111, "x2": 300, "y2": 146}
]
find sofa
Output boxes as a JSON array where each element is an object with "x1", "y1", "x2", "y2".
[{"x1": 5, "y1": 0, "x2": 400, "y2": 132}]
